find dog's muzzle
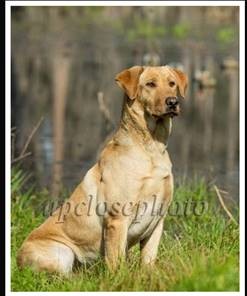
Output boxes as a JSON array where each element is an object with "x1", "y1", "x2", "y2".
[
  {"x1": 165, "y1": 97, "x2": 180, "y2": 116},
  {"x1": 165, "y1": 97, "x2": 179, "y2": 108}
]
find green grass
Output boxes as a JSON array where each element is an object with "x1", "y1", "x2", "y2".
[{"x1": 11, "y1": 170, "x2": 239, "y2": 291}]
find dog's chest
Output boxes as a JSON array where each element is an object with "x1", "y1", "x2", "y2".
[
  {"x1": 127, "y1": 152, "x2": 172, "y2": 246},
  {"x1": 142, "y1": 149, "x2": 172, "y2": 189},
  {"x1": 127, "y1": 193, "x2": 166, "y2": 246}
]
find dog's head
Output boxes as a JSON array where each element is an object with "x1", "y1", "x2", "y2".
[{"x1": 115, "y1": 66, "x2": 188, "y2": 118}]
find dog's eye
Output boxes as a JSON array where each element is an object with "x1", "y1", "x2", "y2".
[
  {"x1": 169, "y1": 81, "x2": 176, "y2": 87},
  {"x1": 146, "y1": 81, "x2": 156, "y2": 88}
]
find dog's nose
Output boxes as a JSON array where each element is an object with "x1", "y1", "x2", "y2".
[{"x1": 165, "y1": 97, "x2": 178, "y2": 107}]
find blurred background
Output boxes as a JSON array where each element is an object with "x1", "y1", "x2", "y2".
[{"x1": 11, "y1": 6, "x2": 239, "y2": 200}]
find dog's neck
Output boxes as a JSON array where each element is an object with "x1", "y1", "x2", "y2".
[{"x1": 118, "y1": 95, "x2": 172, "y2": 154}]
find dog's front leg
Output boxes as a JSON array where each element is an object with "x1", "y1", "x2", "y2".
[
  {"x1": 140, "y1": 218, "x2": 164, "y2": 266},
  {"x1": 140, "y1": 175, "x2": 173, "y2": 266},
  {"x1": 104, "y1": 215, "x2": 128, "y2": 271}
]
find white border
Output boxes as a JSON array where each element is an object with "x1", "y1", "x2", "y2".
[
  {"x1": 6, "y1": 1, "x2": 245, "y2": 295},
  {"x1": 5, "y1": 0, "x2": 246, "y2": 6},
  {"x1": 239, "y1": 1, "x2": 245, "y2": 294},
  {"x1": 5, "y1": 1, "x2": 11, "y2": 295}
]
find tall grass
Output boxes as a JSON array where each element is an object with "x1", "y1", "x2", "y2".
[{"x1": 11, "y1": 169, "x2": 239, "y2": 291}]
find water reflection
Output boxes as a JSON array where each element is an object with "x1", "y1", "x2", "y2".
[{"x1": 11, "y1": 6, "x2": 239, "y2": 200}]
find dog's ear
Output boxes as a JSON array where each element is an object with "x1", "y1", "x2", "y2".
[
  {"x1": 115, "y1": 66, "x2": 144, "y2": 100},
  {"x1": 172, "y1": 68, "x2": 188, "y2": 98}
]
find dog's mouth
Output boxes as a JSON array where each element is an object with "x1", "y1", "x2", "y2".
[
  {"x1": 150, "y1": 105, "x2": 181, "y2": 119},
  {"x1": 165, "y1": 104, "x2": 181, "y2": 117},
  {"x1": 152, "y1": 110, "x2": 180, "y2": 120},
  {"x1": 161, "y1": 107, "x2": 181, "y2": 118},
  {"x1": 166, "y1": 110, "x2": 180, "y2": 118}
]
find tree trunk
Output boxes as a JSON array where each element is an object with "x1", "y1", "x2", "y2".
[
  {"x1": 225, "y1": 61, "x2": 239, "y2": 171},
  {"x1": 51, "y1": 52, "x2": 71, "y2": 198}
]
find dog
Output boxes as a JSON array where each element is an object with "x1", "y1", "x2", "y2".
[{"x1": 17, "y1": 65, "x2": 188, "y2": 274}]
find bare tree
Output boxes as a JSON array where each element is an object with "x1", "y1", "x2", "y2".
[
  {"x1": 51, "y1": 48, "x2": 71, "y2": 198},
  {"x1": 223, "y1": 58, "x2": 239, "y2": 171}
]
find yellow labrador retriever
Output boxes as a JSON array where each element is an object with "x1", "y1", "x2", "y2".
[{"x1": 17, "y1": 65, "x2": 188, "y2": 273}]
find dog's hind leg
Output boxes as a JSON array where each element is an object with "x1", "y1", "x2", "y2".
[{"x1": 17, "y1": 239, "x2": 75, "y2": 274}]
